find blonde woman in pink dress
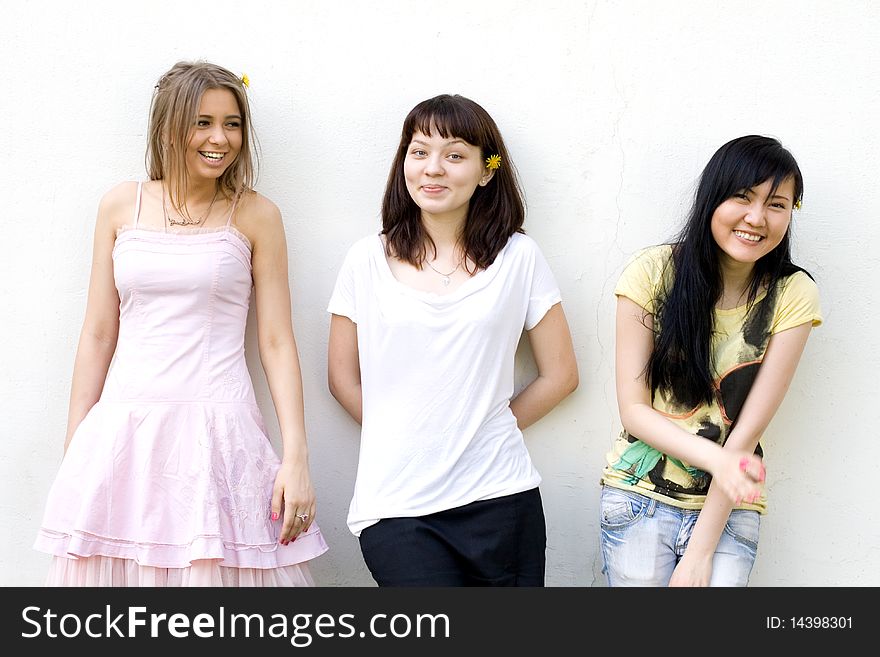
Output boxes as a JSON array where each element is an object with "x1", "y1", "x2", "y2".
[{"x1": 33, "y1": 61, "x2": 328, "y2": 586}]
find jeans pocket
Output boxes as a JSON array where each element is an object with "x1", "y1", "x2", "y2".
[
  {"x1": 600, "y1": 487, "x2": 648, "y2": 530},
  {"x1": 722, "y1": 509, "x2": 761, "y2": 551}
]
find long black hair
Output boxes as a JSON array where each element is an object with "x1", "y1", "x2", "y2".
[{"x1": 648, "y1": 135, "x2": 809, "y2": 407}]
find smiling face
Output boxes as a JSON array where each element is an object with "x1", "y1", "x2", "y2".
[
  {"x1": 403, "y1": 129, "x2": 492, "y2": 225},
  {"x1": 184, "y1": 87, "x2": 242, "y2": 183},
  {"x1": 710, "y1": 176, "x2": 795, "y2": 273}
]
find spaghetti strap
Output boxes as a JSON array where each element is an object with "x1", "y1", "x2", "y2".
[
  {"x1": 224, "y1": 193, "x2": 239, "y2": 227},
  {"x1": 132, "y1": 182, "x2": 144, "y2": 227}
]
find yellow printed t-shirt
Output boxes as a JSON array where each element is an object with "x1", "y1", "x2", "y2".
[{"x1": 602, "y1": 245, "x2": 822, "y2": 512}]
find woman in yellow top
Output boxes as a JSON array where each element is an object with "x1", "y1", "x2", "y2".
[{"x1": 601, "y1": 135, "x2": 821, "y2": 586}]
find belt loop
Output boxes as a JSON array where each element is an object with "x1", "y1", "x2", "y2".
[{"x1": 645, "y1": 497, "x2": 657, "y2": 517}]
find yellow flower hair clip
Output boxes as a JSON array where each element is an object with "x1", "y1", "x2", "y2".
[
  {"x1": 794, "y1": 199, "x2": 802, "y2": 210},
  {"x1": 241, "y1": 73, "x2": 250, "y2": 88},
  {"x1": 485, "y1": 154, "x2": 502, "y2": 170}
]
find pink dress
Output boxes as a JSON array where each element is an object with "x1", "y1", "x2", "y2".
[{"x1": 34, "y1": 182, "x2": 328, "y2": 586}]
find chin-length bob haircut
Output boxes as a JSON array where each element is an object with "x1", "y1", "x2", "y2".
[
  {"x1": 381, "y1": 94, "x2": 525, "y2": 271},
  {"x1": 649, "y1": 134, "x2": 807, "y2": 407},
  {"x1": 146, "y1": 61, "x2": 258, "y2": 216}
]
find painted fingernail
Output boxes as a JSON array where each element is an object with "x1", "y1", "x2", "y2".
[{"x1": 271, "y1": 512, "x2": 279, "y2": 521}]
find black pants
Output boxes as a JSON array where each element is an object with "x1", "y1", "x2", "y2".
[{"x1": 358, "y1": 488, "x2": 546, "y2": 586}]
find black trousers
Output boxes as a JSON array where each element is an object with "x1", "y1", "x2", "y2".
[{"x1": 358, "y1": 488, "x2": 546, "y2": 586}]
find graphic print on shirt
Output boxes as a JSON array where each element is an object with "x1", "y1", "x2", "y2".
[
  {"x1": 601, "y1": 244, "x2": 821, "y2": 508},
  {"x1": 621, "y1": 284, "x2": 778, "y2": 496}
]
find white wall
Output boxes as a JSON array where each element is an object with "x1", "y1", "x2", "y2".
[{"x1": 2, "y1": 0, "x2": 877, "y2": 586}]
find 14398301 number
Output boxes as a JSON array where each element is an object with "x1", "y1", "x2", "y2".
[{"x1": 790, "y1": 617, "x2": 852, "y2": 629}]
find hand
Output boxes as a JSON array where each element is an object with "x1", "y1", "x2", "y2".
[
  {"x1": 711, "y1": 450, "x2": 766, "y2": 505},
  {"x1": 271, "y1": 461, "x2": 316, "y2": 545},
  {"x1": 669, "y1": 551, "x2": 712, "y2": 587}
]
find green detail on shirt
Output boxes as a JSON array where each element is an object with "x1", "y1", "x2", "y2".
[
  {"x1": 680, "y1": 460, "x2": 706, "y2": 480},
  {"x1": 613, "y1": 442, "x2": 706, "y2": 482},
  {"x1": 613, "y1": 441, "x2": 662, "y2": 479}
]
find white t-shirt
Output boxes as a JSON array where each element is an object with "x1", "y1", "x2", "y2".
[{"x1": 327, "y1": 232, "x2": 562, "y2": 536}]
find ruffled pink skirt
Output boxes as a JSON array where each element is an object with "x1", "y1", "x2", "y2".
[
  {"x1": 45, "y1": 555, "x2": 315, "y2": 587},
  {"x1": 36, "y1": 400, "x2": 329, "y2": 586}
]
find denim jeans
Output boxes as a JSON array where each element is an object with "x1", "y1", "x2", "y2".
[{"x1": 599, "y1": 485, "x2": 760, "y2": 587}]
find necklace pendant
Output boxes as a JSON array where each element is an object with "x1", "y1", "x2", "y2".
[
  {"x1": 168, "y1": 217, "x2": 200, "y2": 227},
  {"x1": 425, "y1": 256, "x2": 461, "y2": 286}
]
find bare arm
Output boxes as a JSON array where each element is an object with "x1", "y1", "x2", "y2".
[
  {"x1": 509, "y1": 302, "x2": 579, "y2": 430},
  {"x1": 615, "y1": 296, "x2": 765, "y2": 503},
  {"x1": 327, "y1": 314, "x2": 362, "y2": 424},
  {"x1": 64, "y1": 184, "x2": 131, "y2": 453},
  {"x1": 243, "y1": 194, "x2": 314, "y2": 543},
  {"x1": 671, "y1": 321, "x2": 813, "y2": 586}
]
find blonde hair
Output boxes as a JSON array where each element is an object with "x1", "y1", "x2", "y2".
[{"x1": 146, "y1": 61, "x2": 258, "y2": 215}]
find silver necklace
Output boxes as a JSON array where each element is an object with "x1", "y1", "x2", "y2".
[
  {"x1": 425, "y1": 257, "x2": 462, "y2": 286},
  {"x1": 164, "y1": 187, "x2": 218, "y2": 227}
]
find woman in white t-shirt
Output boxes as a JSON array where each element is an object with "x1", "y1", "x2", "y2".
[{"x1": 327, "y1": 94, "x2": 578, "y2": 586}]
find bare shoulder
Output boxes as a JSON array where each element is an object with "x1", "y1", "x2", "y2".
[
  {"x1": 236, "y1": 190, "x2": 282, "y2": 227},
  {"x1": 99, "y1": 181, "x2": 139, "y2": 211},
  {"x1": 234, "y1": 190, "x2": 284, "y2": 244},
  {"x1": 96, "y1": 181, "x2": 140, "y2": 233}
]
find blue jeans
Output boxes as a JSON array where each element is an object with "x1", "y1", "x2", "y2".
[{"x1": 599, "y1": 485, "x2": 759, "y2": 587}]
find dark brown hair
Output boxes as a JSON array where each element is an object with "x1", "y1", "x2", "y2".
[{"x1": 381, "y1": 94, "x2": 525, "y2": 271}]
